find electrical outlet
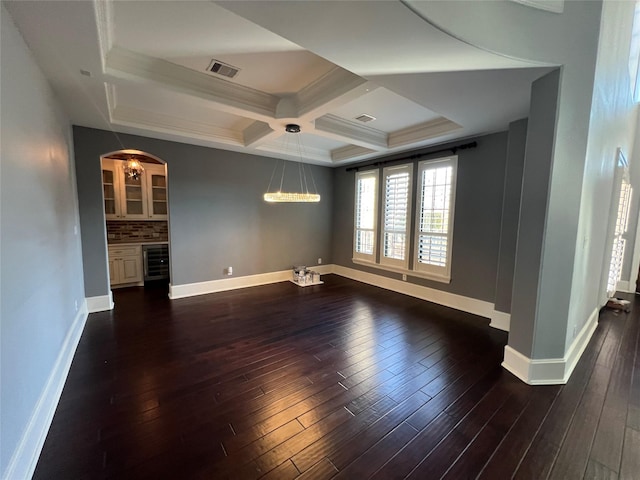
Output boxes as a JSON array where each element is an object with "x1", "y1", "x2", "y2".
[
  {"x1": 74, "y1": 300, "x2": 78, "y2": 311},
  {"x1": 318, "y1": 258, "x2": 322, "y2": 264},
  {"x1": 226, "y1": 266, "x2": 233, "y2": 276},
  {"x1": 402, "y1": 274, "x2": 407, "y2": 281}
]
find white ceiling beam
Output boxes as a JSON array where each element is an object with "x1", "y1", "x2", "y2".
[
  {"x1": 388, "y1": 117, "x2": 462, "y2": 149},
  {"x1": 331, "y1": 145, "x2": 377, "y2": 163},
  {"x1": 314, "y1": 114, "x2": 388, "y2": 151},
  {"x1": 105, "y1": 46, "x2": 279, "y2": 122},
  {"x1": 295, "y1": 67, "x2": 375, "y2": 119},
  {"x1": 111, "y1": 104, "x2": 245, "y2": 145},
  {"x1": 243, "y1": 121, "x2": 280, "y2": 147}
]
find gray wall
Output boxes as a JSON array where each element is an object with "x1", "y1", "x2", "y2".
[
  {"x1": 494, "y1": 119, "x2": 528, "y2": 314},
  {"x1": 1, "y1": 7, "x2": 85, "y2": 475},
  {"x1": 332, "y1": 132, "x2": 508, "y2": 303},
  {"x1": 73, "y1": 127, "x2": 333, "y2": 296},
  {"x1": 509, "y1": 69, "x2": 562, "y2": 359},
  {"x1": 567, "y1": 0, "x2": 640, "y2": 345},
  {"x1": 418, "y1": 1, "x2": 608, "y2": 363}
]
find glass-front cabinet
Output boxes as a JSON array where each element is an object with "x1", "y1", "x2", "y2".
[
  {"x1": 101, "y1": 158, "x2": 167, "y2": 220},
  {"x1": 102, "y1": 165, "x2": 121, "y2": 220},
  {"x1": 121, "y1": 173, "x2": 147, "y2": 219},
  {"x1": 145, "y1": 164, "x2": 168, "y2": 220}
]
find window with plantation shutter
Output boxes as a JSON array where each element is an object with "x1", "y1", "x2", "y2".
[
  {"x1": 607, "y1": 152, "x2": 632, "y2": 297},
  {"x1": 414, "y1": 157, "x2": 457, "y2": 281},
  {"x1": 381, "y1": 164, "x2": 412, "y2": 268},
  {"x1": 353, "y1": 170, "x2": 378, "y2": 262}
]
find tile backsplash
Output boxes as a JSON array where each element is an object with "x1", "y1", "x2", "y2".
[{"x1": 107, "y1": 221, "x2": 169, "y2": 243}]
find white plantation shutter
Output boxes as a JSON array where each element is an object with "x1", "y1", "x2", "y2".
[
  {"x1": 381, "y1": 164, "x2": 412, "y2": 268},
  {"x1": 354, "y1": 170, "x2": 378, "y2": 261},
  {"x1": 414, "y1": 157, "x2": 457, "y2": 281},
  {"x1": 607, "y1": 175, "x2": 632, "y2": 296}
]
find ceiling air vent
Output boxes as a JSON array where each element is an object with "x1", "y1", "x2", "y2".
[
  {"x1": 355, "y1": 113, "x2": 376, "y2": 123},
  {"x1": 207, "y1": 59, "x2": 240, "y2": 79}
]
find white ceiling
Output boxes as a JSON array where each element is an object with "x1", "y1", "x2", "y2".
[{"x1": 4, "y1": 0, "x2": 554, "y2": 166}]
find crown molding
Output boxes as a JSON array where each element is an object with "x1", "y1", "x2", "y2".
[
  {"x1": 388, "y1": 117, "x2": 462, "y2": 148},
  {"x1": 315, "y1": 114, "x2": 388, "y2": 150},
  {"x1": 105, "y1": 46, "x2": 279, "y2": 120}
]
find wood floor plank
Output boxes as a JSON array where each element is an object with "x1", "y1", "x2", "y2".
[
  {"x1": 258, "y1": 459, "x2": 300, "y2": 480},
  {"x1": 290, "y1": 396, "x2": 398, "y2": 473},
  {"x1": 31, "y1": 277, "x2": 638, "y2": 480},
  {"x1": 513, "y1": 310, "x2": 619, "y2": 479},
  {"x1": 294, "y1": 458, "x2": 338, "y2": 480},
  {"x1": 331, "y1": 422, "x2": 418, "y2": 479},
  {"x1": 404, "y1": 377, "x2": 518, "y2": 479},
  {"x1": 584, "y1": 459, "x2": 620, "y2": 480},
  {"x1": 477, "y1": 385, "x2": 560, "y2": 479},
  {"x1": 326, "y1": 390, "x2": 429, "y2": 471},
  {"x1": 619, "y1": 426, "x2": 640, "y2": 480},
  {"x1": 368, "y1": 412, "x2": 458, "y2": 480},
  {"x1": 441, "y1": 381, "x2": 532, "y2": 479}
]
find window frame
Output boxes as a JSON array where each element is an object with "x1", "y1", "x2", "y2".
[
  {"x1": 351, "y1": 155, "x2": 458, "y2": 284},
  {"x1": 380, "y1": 163, "x2": 413, "y2": 269},
  {"x1": 413, "y1": 156, "x2": 458, "y2": 282},
  {"x1": 353, "y1": 169, "x2": 379, "y2": 263}
]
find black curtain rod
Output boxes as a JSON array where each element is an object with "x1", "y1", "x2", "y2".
[{"x1": 345, "y1": 141, "x2": 477, "y2": 172}]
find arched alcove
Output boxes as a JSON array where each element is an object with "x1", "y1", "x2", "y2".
[{"x1": 100, "y1": 148, "x2": 171, "y2": 299}]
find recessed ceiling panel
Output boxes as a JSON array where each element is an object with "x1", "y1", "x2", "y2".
[
  {"x1": 168, "y1": 51, "x2": 336, "y2": 96},
  {"x1": 330, "y1": 88, "x2": 442, "y2": 133}
]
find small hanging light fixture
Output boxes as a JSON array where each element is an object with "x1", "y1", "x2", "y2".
[
  {"x1": 263, "y1": 124, "x2": 321, "y2": 203},
  {"x1": 123, "y1": 155, "x2": 144, "y2": 180}
]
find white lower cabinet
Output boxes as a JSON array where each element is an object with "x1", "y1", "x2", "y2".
[{"x1": 108, "y1": 245, "x2": 143, "y2": 286}]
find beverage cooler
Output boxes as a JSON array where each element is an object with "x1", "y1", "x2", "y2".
[{"x1": 143, "y1": 244, "x2": 169, "y2": 281}]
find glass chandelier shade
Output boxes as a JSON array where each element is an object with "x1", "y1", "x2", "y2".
[
  {"x1": 263, "y1": 192, "x2": 321, "y2": 203},
  {"x1": 263, "y1": 124, "x2": 321, "y2": 203},
  {"x1": 123, "y1": 157, "x2": 144, "y2": 180}
]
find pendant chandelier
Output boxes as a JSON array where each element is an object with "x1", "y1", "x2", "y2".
[
  {"x1": 263, "y1": 124, "x2": 321, "y2": 203},
  {"x1": 123, "y1": 156, "x2": 144, "y2": 180}
]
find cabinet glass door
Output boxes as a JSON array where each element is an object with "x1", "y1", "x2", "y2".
[
  {"x1": 148, "y1": 173, "x2": 168, "y2": 218},
  {"x1": 122, "y1": 174, "x2": 147, "y2": 217},
  {"x1": 102, "y1": 168, "x2": 120, "y2": 218}
]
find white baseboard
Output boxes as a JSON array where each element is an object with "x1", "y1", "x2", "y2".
[
  {"x1": 502, "y1": 307, "x2": 599, "y2": 385},
  {"x1": 169, "y1": 265, "x2": 335, "y2": 299},
  {"x1": 2, "y1": 303, "x2": 89, "y2": 480},
  {"x1": 168, "y1": 264, "x2": 498, "y2": 328},
  {"x1": 331, "y1": 264, "x2": 495, "y2": 319},
  {"x1": 169, "y1": 269, "x2": 284, "y2": 299},
  {"x1": 86, "y1": 292, "x2": 113, "y2": 312},
  {"x1": 490, "y1": 310, "x2": 511, "y2": 331},
  {"x1": 564, "y1": 307, "x2": 599, "y2": 380}
]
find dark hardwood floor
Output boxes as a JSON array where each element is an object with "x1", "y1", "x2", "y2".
[{"x1": 34, "y1": 275, "x2": 640, "y2": 479}]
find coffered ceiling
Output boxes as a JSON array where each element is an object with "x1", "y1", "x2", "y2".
[{"x1": 4, "y1": 0, "x2": 554, "y2": 166}]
